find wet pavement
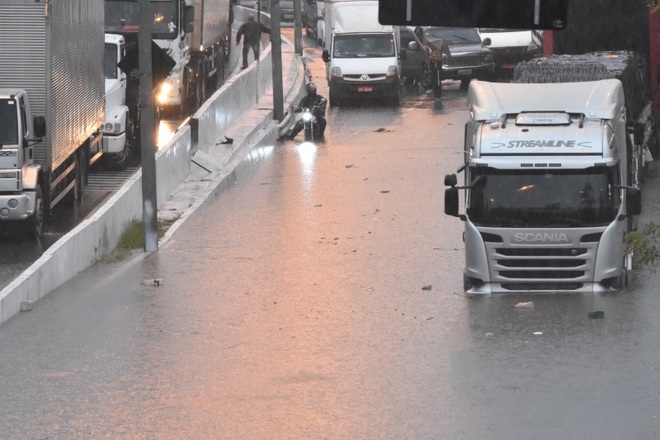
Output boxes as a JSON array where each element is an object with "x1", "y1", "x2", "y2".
[{"x1": 1, "y1": 31, "x2": 660, "y2": 439}]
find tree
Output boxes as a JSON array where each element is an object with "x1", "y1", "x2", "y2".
[{"x1": 626, "y1": 223, "x2": 660, "y2": 270}]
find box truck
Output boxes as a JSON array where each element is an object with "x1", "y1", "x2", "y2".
[{"x1": 0, "y1": 0, "x2": 105, "y2": 238}]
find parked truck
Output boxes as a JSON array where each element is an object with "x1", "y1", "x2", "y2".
[
  {"x1": 444, "y1": 78, "x2": 642, "y2": 294},
  {"x1": 321, "y1": 0, "x2": 402, "y2": 106},
  {"x1": 101, "y1": 33, "x2": 137, "y2": 170},
  {"x1": 0, "y1": 0, "x2": 105, "y2": 238},
  {"x1": 104, "y1": 0, "x2": 233, "y2": 113}
]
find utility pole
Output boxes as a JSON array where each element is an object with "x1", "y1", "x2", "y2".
[
  {"x1": 138, "y1": 0, "x2": 159, "y2": 252},
  {"x1": 293, "y1": 0, "x2": 303, "y2": 55},
  {"x1": 270, "y1": 0, "x2": 285, "y2": 121}
]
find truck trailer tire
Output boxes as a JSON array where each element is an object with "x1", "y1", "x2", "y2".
[{"x1": 25, "y1": 185, "x2": 44, "y2": 239}]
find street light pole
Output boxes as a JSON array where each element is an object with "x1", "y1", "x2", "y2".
[
  {"x1": 138, "y1": 0, "x2": 159, "y2": 252},
  {"x1": 270, "y1": 0, "x2": 285, "y2": 121}
]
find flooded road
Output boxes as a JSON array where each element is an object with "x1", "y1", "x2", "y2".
[{"x1": 0, "y1": 31, "x2": 659, "y2": 439}]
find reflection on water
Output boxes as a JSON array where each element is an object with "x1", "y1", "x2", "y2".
[
  {"x1": 157, "y1": 119, "x2": 179, "y2": 149},
  {"x1": 296, "y1": 142, "x2": 318, "y2": 176}
]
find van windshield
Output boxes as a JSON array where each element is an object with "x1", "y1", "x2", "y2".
[
  {"x1": 467, "y1": 167, "x2": 619, "y2": 227},
  {"x1": 333, "y1": 34, "x2": 395, "y2": 58}
]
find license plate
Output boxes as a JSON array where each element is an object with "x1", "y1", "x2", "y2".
[
  {"x1": 357, "y1": 86, "x2": 373, "y2": 92},
  {"x1": 458, "y1": 69, "x2": 472, "y2": 75}
]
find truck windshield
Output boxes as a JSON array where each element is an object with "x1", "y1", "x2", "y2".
[
  {"x1": 467, "y1": 167, "x2": 619, "y2": 227},
  {"x1": 333, "y1": 34, "x2": 395, "y2": 58},
  {"x1": 0, "y1": 99, "x2": 19, "y2": 146},
  {"x1": 105, "y1": 0, "x2": 179, "y2": 40}
]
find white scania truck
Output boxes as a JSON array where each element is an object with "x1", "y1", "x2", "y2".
[
  {"x1": 0, "y1": 0, "x2": 105, "y2": 238},
  {"x1": 444, "y1": 79, "x2": 642, "y2": 294}
]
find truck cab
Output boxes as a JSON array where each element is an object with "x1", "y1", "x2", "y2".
[
  {"x1": 101, "y1": 33, "x2": 133, "y2": 170},
  {"x1": 0, "y1": 89, "x2": 45, "y2": 236},
  {"x1": 445, "y1": 79, "x2": 642, "y2": 294}
]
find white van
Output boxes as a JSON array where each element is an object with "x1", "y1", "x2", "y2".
[{"x1": 321, "y1": 0, "x2": 401, "y2": 105}]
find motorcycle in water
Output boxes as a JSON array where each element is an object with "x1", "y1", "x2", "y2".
[{"x1": 299, "y1": 99, "x2": 327, "y2": 142}]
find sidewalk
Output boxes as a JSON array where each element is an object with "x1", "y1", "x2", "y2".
[{"x1": 157, "y1": 36, "x2": 306, "y2": 244}]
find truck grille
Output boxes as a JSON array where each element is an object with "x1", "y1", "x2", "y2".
[
  {"x1": 447, "y1": 54, "x2": 482, "y2": 67},
  {"x1": 484, "y1": 237, "x2": 599, "y2": 290}
]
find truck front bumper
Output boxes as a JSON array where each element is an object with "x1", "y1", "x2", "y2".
[
  {"x1": 101, "y1": 133, "x2": 127, "y2": 154},
  {"x1": 0, "y1": 192, "x2": 36, "y2": 221}
]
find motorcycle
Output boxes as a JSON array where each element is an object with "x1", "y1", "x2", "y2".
[{"x1": 298, "y1": 99, "x2": 326, "y2": 142}]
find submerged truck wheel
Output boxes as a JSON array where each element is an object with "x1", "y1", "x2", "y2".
[{"x1": 25, "y1": 186, "x2": 44, "y2": 239}]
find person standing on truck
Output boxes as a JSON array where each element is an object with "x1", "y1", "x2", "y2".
[{"x1": 236, "y1": 13, "x2": 271, "y2": 70}]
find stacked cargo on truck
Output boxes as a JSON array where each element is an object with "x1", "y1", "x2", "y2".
[{"x1": 514, "y1": 51, "x2": 657, "y2": 183}]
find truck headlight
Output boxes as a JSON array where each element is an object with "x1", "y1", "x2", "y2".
[
  {"x1": 103, "y1": 122, "x2": 121, "y2": 134},
  {"x1": 157, "y1": 81, "x2": 173, "y2": 105}
]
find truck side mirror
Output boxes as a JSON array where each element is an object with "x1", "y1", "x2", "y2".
[
  {"x1": 482, "y1": 37, "x2": 492, "y2": 46},
  {"x1": 33, "y1": 116, "x2": 46, "y2": 139},
  {"x1": 407, "y1": 41, "x2": 419, "y2": 51},
  {"x1": 445, "y1": 187, "x2": 459, "y2": 217},
  {"x1": 322, "y1": 50, "x2": 330, "y2": 63},
  {"x1": 444, "y1": 173, "x2": 457, "y2": 186},
  {"x1": 626, "y1": 187, "x2": 642, "y2": 216},
  {"x1": 184, "y1": 5, "x2": 194, "y2": 33}
]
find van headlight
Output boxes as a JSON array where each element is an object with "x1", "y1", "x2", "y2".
[
  {"x1": 330, "y1": 66, "x2": 343, "y2": 79},
  {"x1": 386, "y1": 65, "x2": 399, "y2": 79}
]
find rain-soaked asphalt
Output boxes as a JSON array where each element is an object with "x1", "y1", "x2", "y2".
[{"x1": 1, "y1": 37, "x2": 660, "y2": 439}]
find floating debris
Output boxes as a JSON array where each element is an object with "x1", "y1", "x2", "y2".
[
  {"x1": 588, "y1": 311, "x2": 605, "y2": 319},
  {"x1": 513, "y1": 301, "x2": 534, "y2": 309},
  {"x1": 142, "y1": 279, "x2": 163, "y2": 287},
  {"x1": 422, "y1": 285, "x2": 432, "y2": 291}
]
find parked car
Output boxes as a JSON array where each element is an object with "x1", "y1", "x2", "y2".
[
  {"x1": 399, "y1": 26, "x2": 431, "y2": 89},
  {"x1": 477, "y1": 28, "x2": 543, "y2": 79},
  {"x1": 420, "y1": 26, "x2": 495, "y2": 90},
  {"x1": 303, "y1": 0, "x2": 324, "y2": 41}
]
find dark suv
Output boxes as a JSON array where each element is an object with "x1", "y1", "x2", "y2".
[{"x1": 421, "y1": 27, "x2": 495, "y2": 90}]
